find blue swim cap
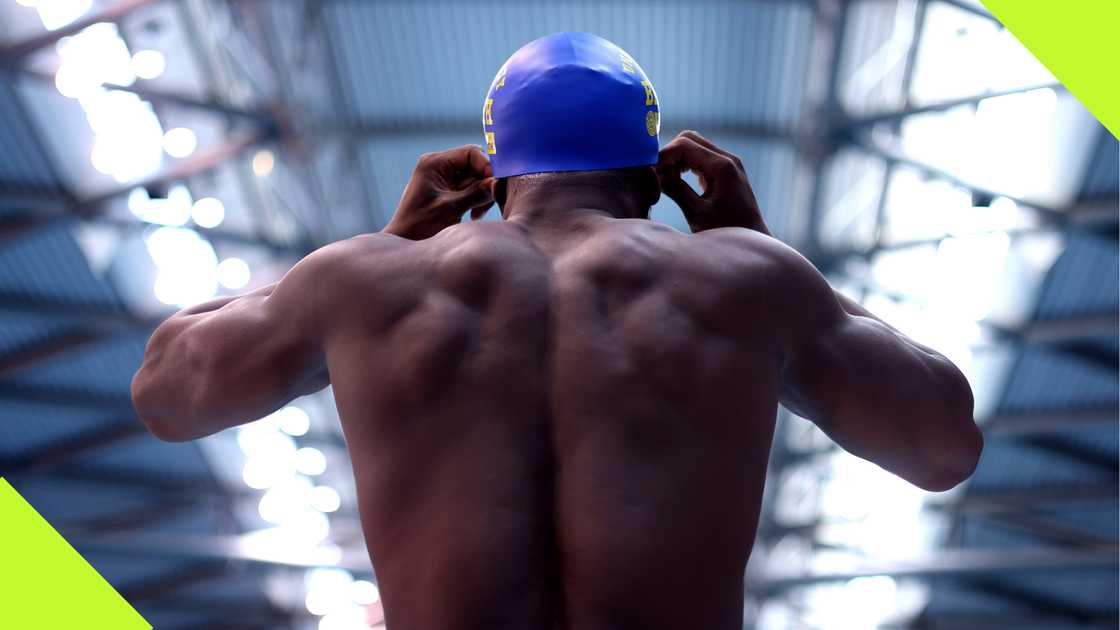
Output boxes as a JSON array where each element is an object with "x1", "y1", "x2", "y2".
[{"x1": 482, "y1": 32, "x2": 660, "y2": 179}]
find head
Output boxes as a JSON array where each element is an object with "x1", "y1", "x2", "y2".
[{"x1": 482, "y1": 32, "x2": 661, "y2": 219}]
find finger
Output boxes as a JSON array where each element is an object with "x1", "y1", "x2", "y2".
[
  {"x1": 448, "y1": 177, "x2": 495, "y2": 211},
  {"x1": 679, "y1": 130, "x2": 745, "y2": 171},
  {"x1": 441, "y1": 144, "x2": 493, "y2": 179},
  {"x1": 658, "y1": 136, "x2": 734, "y2": 192},
  {"x1": 678, "y1": 130, "x2": 726, "y2": 158},
  {"x1": 470, "y1": 201, "x2": 494, "y2": 221},
  {"x1": 656, "y1": 167, "x2": 703, "y2": 215}
]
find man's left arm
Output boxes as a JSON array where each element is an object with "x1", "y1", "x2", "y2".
[{"x1": 131, "y1": 245, "x2": 343, "y2": 441}]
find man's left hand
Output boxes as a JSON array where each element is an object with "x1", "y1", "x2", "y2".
[{"x1": 383, "y1": 145, "x2": 496, "y2": 240}]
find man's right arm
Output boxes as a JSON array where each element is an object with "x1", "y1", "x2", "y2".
[{"x1": 659, "y1": 132, "x2": 981, "y2": 491}]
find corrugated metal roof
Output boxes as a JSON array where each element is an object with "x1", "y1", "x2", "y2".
[
  {"x1": 9, "y1": 477, "x2": 157, "y2": 524},
  {"x1": 78, "y1": 551, "x2": 203, "y2": 589},
  {"x1": 327, "y1": 0, "x2": 812, "y2": 130},
  {"x1": 1077, "y1": 127, "x2": 1119, "y2": 202},
  {"x1": 0, "y1": 309, "x2": 73, "y2": 357},
  {"x1": 0, "y1": 222, "x2": 124, "y2": 310},
  {"x1": 924, "y1": 583, "x2": 1031, "y2": 617},
  {"x1": 0, "y1": 399, "x2": 118, "y2": 457},
  {"x1": 1034, "y1": 233, "x2": 1120, "y2": 321},
  {"x1": 68, "y1": 432, "x2": 211, "y2": 481},
  {"x1": 5, "y1": 331, "x2": 147, "y2": 396},
  {"x1": 0, "y1": 75, "x2": 62, "y2": 193},
  {"x1": 996, "y1": 568, "x2": 1119, "y2": 616},
  {"x1": 997, "y1": 347, "x2": 1118, "y2": 415},
  {"x1": 966, "y1": 440, "x2": 1117, "y2": 493}
]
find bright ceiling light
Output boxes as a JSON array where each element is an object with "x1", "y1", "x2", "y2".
[
  {"x1": 191, "y1": 197, "x2": 226, "y2": 229},
  {"x1": 56, "y1": 23, "x2": 135, "y2": 92},
  {"x1": 242, "y1": 457, "x2": 290, "y2": 490},
  {"x1": 127, "y1": 188, "x2": 190, "y2": 227},
  {"x1": 131, "y1": 49, "x2": 166, "y2": 80},
  {"x1": 349, "y1": 580, "x2": 380, "y2": 605},
  {"x1": 310, "y1": 486, "x2": 341, "y2": 513},
  {"x1": 305, "y1": 590, "x2": 334, "y2": 616},
  {"x1": 305, "y1": 568, "x2": 355, "y2": 617},
  {"x1": 295, "y1": 447, "x2": 328, "y2": 476},
  {"x1": 163, "y1": 127, "x2": 198, "y2": 158},
  {"x1": 35, "y1": 0, "x2": 92, "y2": 30},
  {"x1": 258, "y1": 476, "x2": 314, "y2": 524},
  {"x1": 237, "y1": 423, "x2": 297, "y2": 459},
  {"x1": 54, "y1": 63, "x2": 99, "y2": 99},
  {"x1": 146, "y1": 227, "x2": 218, "y2": 307},
  {"x1": 252, "y1": 149, "x2": 275, "y2": 176},
  {"x1": 84, "y1": 90, "x2": 163, "y2": 183},
  {"x1": 318, "y1": 604, "x2": 368, "y2": 630},
  {"x1": 218, "y1": 257, "x2": 251, "y2": 290},
  {"x1": 277, "y1": 406, "x2": 311, "y2": 437}
]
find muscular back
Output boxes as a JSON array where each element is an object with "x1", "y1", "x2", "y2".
[{"x1": 320, "y1": 218, "x2": 783, "y2": 630}]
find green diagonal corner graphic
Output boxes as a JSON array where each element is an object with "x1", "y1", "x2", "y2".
[
  {"x1": 980, "y1": 0, "x2": 1120, "y2": 139},
  {"x1": 0, "y1": 478, "x2": 150, "y2": 629}
]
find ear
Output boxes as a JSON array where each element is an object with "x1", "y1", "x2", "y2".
[
  {"x1": 638, "y1": 166, "x2": 662, "y2": 210},
  {"x1": 494, "y1": 178, "x2": 509, "y2": 218}
]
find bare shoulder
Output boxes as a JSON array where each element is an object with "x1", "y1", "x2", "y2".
[
  {"x1": 690, "y1": 227, "x2": 823, "y2": 291},
  {"x1": 288, "y1": 233, "x2": 411, "y2": 287}
]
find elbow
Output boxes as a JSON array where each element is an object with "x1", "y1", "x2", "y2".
[
  {"x1": 913, "y1": 367, "x2": 983, "y2": 492},
  {"x1": 131, "y1": 366, "x2": 197, "y2": 443},
  {"x1": 914, "y1": 423, "x2": 983, "y2": 492}
]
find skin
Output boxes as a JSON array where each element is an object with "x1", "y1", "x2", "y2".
[{"x1": 133, "y1": 133, "x2": 982, "y2": 630}]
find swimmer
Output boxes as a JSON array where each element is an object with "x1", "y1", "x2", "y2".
[{"x1": 133, "y1": 32, "x2": 981, "y2": 630}]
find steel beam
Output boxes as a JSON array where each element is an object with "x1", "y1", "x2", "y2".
[
  {"x1": 848, "y1": 82, "x2": 1065, "y2": 129},
  {"x1": 119, "y1": 562, "x2": 230, "y2": 602},
  {"x1": 0, "y1": 329, "x2": 107, "y2": 379},
  {"x1": 63, "y1": 497, "x2": 212, "y2": 535},
  {"x1": 0, "y1": 212, "x2": 64, "y2": 244},
  {"x1": 950, "y1": 483, "x2": 1119, "y2": 515},
  {"x1": 70, "y1": 131, "x2": 271, "y2": 217},
  {"x1": 896, "y1": 613, "x2": 1119, "y2": 630},
  {"x1": 856, "y1": 140, "x2": 1066, "y2": 223},
  {"x1": 798, "y1": 0, "x2": 849, "y2": 258},
  {"x1": 315, "y1": 0, "x2": 384, "y2": 231},
  {"x1": 940, "y1": 575, "x2": 1115, "y2": 628},
  {"x1": 759, "y1": 480, "x2": 1120, "y2": 543},
  {"x1": 19, "y1": 69, "x2": 271, "y2": 125},
  {"x1": 816, "y1": 200, "x2": 1120, "y2": 270},
  {"x1": 976, "y1": 510, "x2": 1117, "y2": 549},
  {"x1": 0, "y1": 382, "x2": 135, "y2": 411},
  {"x1": 68, "y1": 530, "x2": 375, "y2": 573},
  {"x1": 138, "y1": 600, "x2": 298, "y2": 629},
  {"x1": 0, "y1": 0, "x2": 160, "y2": 65},
  {"x1": 1022, "y1": 313, "x2": 1120, "y2": 345},
  {"x1": 748, "y1": 545, "x2": 1119, "y2": 594},
  {"x1": 984, "y1": 409, "x2": 1117, "y2": 437},
  {"x1": 0, "y1": 420, "x2": 146, "y2": 475},
  {"x1": 0, "y1": 292, "x2": 155, "y2": 329},
  {"x1": 935, "y1": 0, "x2": 1001, "y2": 25},
  {"x1": 10, "y1": 466, "x2": 244, "y2": 500}
]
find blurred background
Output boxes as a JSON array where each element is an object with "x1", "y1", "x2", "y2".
[{"x1": 0, "y1": 1, "x2": 1116, "y2": 629}]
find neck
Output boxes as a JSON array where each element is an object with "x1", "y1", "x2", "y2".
[{"x1": 501, "y1": 181, "x2": 649, "y2": 228}]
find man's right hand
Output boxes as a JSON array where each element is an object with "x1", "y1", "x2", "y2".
[
  {"x1": 383, "y1": 145, "x2": 496, "y2": 240},
  {"x1": 655, "y1": 131, "x2": 770, "y2": 236}
]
